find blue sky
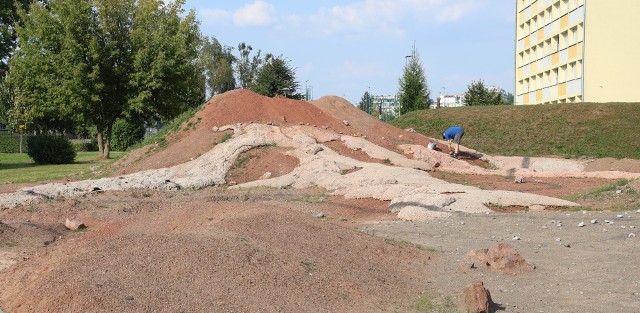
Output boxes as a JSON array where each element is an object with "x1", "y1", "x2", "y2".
[{"x1": 179, "y1": 0, "x2": 516, "y2": 104}]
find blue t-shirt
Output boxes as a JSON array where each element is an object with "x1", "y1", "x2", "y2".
[{"x1": 443, "y1": 126, "x2": 464, "y2": 140}]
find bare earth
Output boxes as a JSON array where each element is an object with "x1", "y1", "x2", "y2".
[{"x1": 1, "y1": 90, "x2": 639, "y2": 312}]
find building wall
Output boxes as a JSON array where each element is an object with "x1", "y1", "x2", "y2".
[
  {"x1": 515, "y1": 0, "x2": 640, "y2": 104},
  {"x1": 583, "y1": 0, "x2": 640, "y2": 102}
]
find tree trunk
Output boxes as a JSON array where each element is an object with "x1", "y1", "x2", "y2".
[
  {"x1": 97, "y1": 127, "x2": 104, "y2": 158},
  {"x1": 103, "y1": 123, "x2": 112, "y2": 159}
]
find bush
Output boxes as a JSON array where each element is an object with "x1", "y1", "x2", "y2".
[
  {"x1": 0, "y1": 134, "x2": 29, "y2": 153},
  {"x1": 72, "y1": 140, "x2": 99, "y2": 152},
  {"x1": 111, "y1": 118, "x2": 145, "y2": 151},
  {"x1": 26, "y1": 135, "x2": 76, "y2": 164}
]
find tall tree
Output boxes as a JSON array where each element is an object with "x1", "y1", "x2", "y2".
[
  {"x1": 357, "y1": 90, "x2": 371, "y2": 113},
  {"x1": 200, "y1": 36, "x2": 236, "y2": 97},
  {"x1": 251, "y1": 54, "x2": 302, "y2": 99},
  {"x1": 397, "y1": 45, "x2": 432, "y2": 115},
  {"x1": 463, "y1": 79, "x2": 503, "y2": 106},
  {"x1": 0, "y1": 0, "x2": 40, "y2": 80},
  {"x1": 235, "y1": 42, "x2": 262, "y2": 89},
  {"x1": 8, "y1": 0, "x2": 204, "y2": 158}
]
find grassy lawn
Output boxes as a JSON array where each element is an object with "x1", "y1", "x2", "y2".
[
  {"x1": 0, "y1": 152, "x2": 124, "y2": 184},
  {"x1": 391, "y1": 102, "x2": 640, "y2": 159}
]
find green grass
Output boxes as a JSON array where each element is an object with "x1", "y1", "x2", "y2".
[
  {"x1": 0, "y1": 152, "x2": 124, "y2": 184},
  {"x1": 391, "y1": 102, "x2": 640, "y2": 159}
]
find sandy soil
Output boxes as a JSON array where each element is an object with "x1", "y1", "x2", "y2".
[{"x1": 1, "y1": 90, "x2": 639, "y2": 312}]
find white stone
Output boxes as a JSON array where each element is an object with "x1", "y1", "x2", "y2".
[
  {"x1": 617, "y1": 214, "x2": 624, "y2": 219},
  {"x1": 512, "y1": 236, "x2": 521, "y2": 241},
  {"x1": 578, "y1": 222, "x2": 585, "y2": 227},
  {"x1": 629, "y1": 233, "x2": 636, "y2": 238},
  {"x1": 591, "y1": 219, "x2": 598, "y2": 224}
]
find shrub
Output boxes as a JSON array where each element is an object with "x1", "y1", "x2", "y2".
[
  {"x1": 26, "y1": 135, "x2": 76, "y2": 164},
  {"x1": 0, "y1": 134, "x2": 29, "y2": 153},
  {"x1": 72, "y1": 140, "x2": 99, "y2": 152},
  {"x1": 111, "y1": 118, "x2": 145, "y2": 151}
]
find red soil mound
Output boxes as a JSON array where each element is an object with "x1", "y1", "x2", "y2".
[{"x1": 113, "y1": 90, "x2": 433, "y2": 175}]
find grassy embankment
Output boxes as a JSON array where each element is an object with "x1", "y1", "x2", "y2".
[
  {"x1": 391, "y1": 102, "x2": 639, "y2": 159},
  {"x1": 0, "y1": 152, "x2": 125, "y2": 184}
]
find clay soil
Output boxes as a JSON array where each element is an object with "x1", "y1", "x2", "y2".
[{"x1": 1, "y1": 90, "x2": 639, "y2": 312}]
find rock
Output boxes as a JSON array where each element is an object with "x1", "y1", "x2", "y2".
[
  {"x1": 514, "y1": 176, "x2": 525, "y2": 183},
  {"x1": 314, "y1": 212, "x2": 326, "y2": 218},
  {"x1": 467, "y1": 242, "x2": 534, "y2": 275},
  {"x1": 259, "y1": 172, "x2": 272, "y2": 180},
  {"x1": 578, "y1": 222, "x2": 585, "y2": 227},
  {"x1": 64, "y1": 218, "x2": 86, "y2": 231},
  {"x1": 280, "y1": 116, "x2": 287, "y2": 123},
  {"x1": 405, "y1": 128, "x2": 416, "y2": 132},
  {"x1": 462, "y1": 281, "x2": 493, "y2": 313},
  {"x1": 342, "y1": 120, "x2": 350, "y2": 126},
  {"x1": 616, "y1": 190, "x2": 622, "y2": 194},
  {"x1": 630, "y1": 233, "x2": 637, "y2": 238},
  {"x1": 591, "y1": 219, "x2": 598, "y2": 224},
  {"x1": 212, "y1": 126, "x2": 219, "y2": 132},
  {"x1": 512, "y1": 236, "x2": 521, "y2": 241},
  {"x1": 617, "y1": 214, "x2": 624, "y2": 219}
]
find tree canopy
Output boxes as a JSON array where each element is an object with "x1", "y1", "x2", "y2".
[
  {"x1": 251, "y1": 54, "x2": 302, "y2": 100},
  {"x1": 200, "y1": 36, "x2": 236, "y2": 97},
  {"x1": 7, "y1": 0, "x2": 204, "y2": 158},
  {"x1": 397, "y1": 46, "x2": 432, "y2": 115},
  {"x1": 463, "y1": 79, "x2": 504, "y2": 106}
]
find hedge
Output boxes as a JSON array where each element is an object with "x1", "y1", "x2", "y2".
[{"x1": 0, "y1": 134, "x2": 29, "y2": 153}]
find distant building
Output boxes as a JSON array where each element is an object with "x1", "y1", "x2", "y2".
[
  {"x1": 435, "y1": 94, "x2": 465, "y2": 108},
  {"x1": 515, "y1": 0, "x2": 640, "y2": 104},
  {"x1": 371, "y1": 95, "x2": 400, "y2": 120}
]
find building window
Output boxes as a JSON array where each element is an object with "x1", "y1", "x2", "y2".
[
  {"x1": 571, "y1": 27, "x2": 577, "y2": 45},
  {"x1": 553, "y1": 68, "x2": 559, "y2": 84}
]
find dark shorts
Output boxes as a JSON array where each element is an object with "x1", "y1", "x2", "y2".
[{"x1": 453, "y1": 130, "x2": 464, "y2": 144}]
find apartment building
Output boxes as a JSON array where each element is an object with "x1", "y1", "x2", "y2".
[{"x1": 515, "y1": 0, "x2": 640, "y2": 104}]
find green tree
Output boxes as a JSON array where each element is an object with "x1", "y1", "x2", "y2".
[
  {"x1": 8, "y1": 0, "x2": 203, "y2": 158},
  {"x1": 236, "y1": 42, "x2": 262, "y2": 89},
  {"x1": 357, "y1": 91, "x2": 371, "y2": 113},
  {"x1": 397, "y1": 46, "x2": 432, "y2": 115},
  {"x1": 200, "y1": 36, "x2": 236, "y2": 97},
  {"x1": 503, "y1": 92, "x2": 515, "y2": 105},
  {"x1": 251, "y1": 54, "x2": 302, "y2": 99},
  {"x1": 463, "y1": 79, "x2": 503, "y2": 105},
  {"x1": 0, "y1": 0, "x2": 40, "y2": 79}
]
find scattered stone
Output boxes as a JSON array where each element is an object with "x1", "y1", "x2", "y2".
[
  {"x1": 578, "y1": 222, "x2": 585, "y2": 227},
  {"x1": 314, "y1": 212, "x2": 326, "y2": 218},
  {"x1": 563, "y1": 243, "x2": 571, "y2": 248},
  {"x1": 617, "y1": 214, "x2": 624, "y2": 219},
  {"x1": 125, "y1": 296, "x2": 134, "y2": 301},
  {"x1": 462, "y1": 281, "x2": 493, "y2": 313},
  {"x1": 556, "y1": 222, "x2": 562, "y2": 227},
  {"x1": 591, "y1": 219, "x2": 598, "y2": 224},
  {"x1": 280, "y1": 116, "x2": 287, "y2": 123},
  {"x1": 556, "y1": 238, "x2": 562, "y2": 242},
  {"x1": 211, "y1": 126, "x2": 219, "y2": 132},
  {"x1": 259, "y1": 172, "x2": 272, "y2": 180},
  {"x1": 64, "y1": 219, "x2": 86, "y2": 231},
  {"x1": 616, "y1": 190, "x2": 622, "y2": 194},
  {"x1": 342, "y1": 120, "x2": 350, "y2": 126},
  {"x1": 541, "y1": 225, "x2": 548, "y2": 229},
  {"x1": 460, "y1": 221, "x2": 466, "y2": 225},
  {"x1": 636, "y1": 209, "x2": 640, "y2": 213},
  {"x1": 512, "y1": 236, "x2": 521, "y2": 241},
  {"x1": 629, "y1": 233, "x2": 637, "y2": 238},
  {"x1": 405, "y1": 128, "x2": 416, "y2": 132},
  {"x1": 514, "y1": 176, "x2": 525, "y2": 184}
]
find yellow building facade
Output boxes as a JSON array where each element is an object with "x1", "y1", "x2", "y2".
[{"x1": 515, "y1": 0, "x2": 640, "y2": 104}]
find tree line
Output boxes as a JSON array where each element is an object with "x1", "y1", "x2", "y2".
[
  {"x1": 359, "y1": 46, "x2": 514, "y2": 119},
  {"x1": 0, "y1": 0, "x2": 302, "y2": 158}
]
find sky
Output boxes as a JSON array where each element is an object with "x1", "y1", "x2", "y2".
[{"x1": 178, "y1": 0, "x2": 516, "y2": 104}]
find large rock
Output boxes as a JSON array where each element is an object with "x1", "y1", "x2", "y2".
[
  {"x1": 467, "y1": 242, "x2": 534, "y2": 275},
  {"x1": 462, "y1": 281, "x2": 493, "y2": 313}
]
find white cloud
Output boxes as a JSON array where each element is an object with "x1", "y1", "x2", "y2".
[
  {"x1": 435, "y1": 0, "x2": 477, "y2": 23},
  {"x1": 233, "y1": 0, "x2": 276, "y2": 27},
  {"x1": 200, "y1": 8, "x2": 233, "y2": 25}
]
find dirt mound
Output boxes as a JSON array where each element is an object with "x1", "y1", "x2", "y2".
[
  {"x1": 0, "y1": 189, "x2": 435, "y2": 312},
  {"x1": 312, "y1": 96, "x2": 433, "y2": 152},
  {"x1": 113, "y1": 90, "x2": 354, "y2": 175}
]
